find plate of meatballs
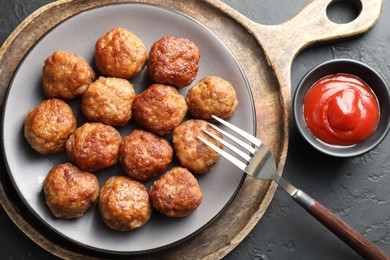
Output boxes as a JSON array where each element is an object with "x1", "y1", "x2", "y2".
[{"x1": 2, "y1": 3, "x2": 256, "y2": 254}]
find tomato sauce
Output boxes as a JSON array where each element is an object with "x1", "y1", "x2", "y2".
[{"x1": 303, "y1": 73, "x2": 380, "y2": 146}]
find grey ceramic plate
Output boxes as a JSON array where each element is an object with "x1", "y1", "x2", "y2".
[{"x1": 2, "y1": 3, "x2": 255, "y2": 254}]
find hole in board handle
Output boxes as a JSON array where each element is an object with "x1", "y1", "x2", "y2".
[{"x1": 326, "y1": 0, "x2": 362, "y2": 24}]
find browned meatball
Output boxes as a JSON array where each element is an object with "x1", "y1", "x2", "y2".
[
  {"x1": 24, "y1": 98, "x2": 76, "y2": 154},
  {"x1": 132, "y1": 84, "x2": 188, "y2": 136},
  {"x1": 147, "y1": 36, "x2": 200, "y2": 88},
  {"x1": 95, "y1": 27, "x2": 147, "y2": 78},
  {"x1": 43, "y1": 163, "x2": 99, "y2": 219},
  {"x1": 173, "y1": 119, "x2": 223, "y2": 174},
  {"x1": 43, "y1": 51, "x2": 95, "y2": 99},
  {"x1": 65, "y1": 122, "x2": 121, "y2": 172},
  {"x1": 99, "y1": 176, "x2": 152, "y2": 231},
  {"x1": 120, "y1": 130, "x2": 173, "y2": 182},
  {"x1": 186, "y1": 76, "x2": 238, "y2": 121},
  {"x1": 81, "y1": 77, "x2": 136, "y2": 126},
  {"x1": 150, "y1": 167, "x2": 202, "y2": 217}
]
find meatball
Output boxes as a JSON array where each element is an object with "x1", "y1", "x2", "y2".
[
  {"x1": 43, "y1": 163, "x2": 99, "y2": 219},
  {"x1": 186, "y1": 76, "x2": 238, "y2": 121},
  {"x1": 120, "y1": 130, "x2": 173, "y2": 182},
  {"x1": 95, "y1": 27, "x2": 147, "y2": 78},
  {"x1": 132, "y1": 84, "x2": 188, "y2": 136},
  {"x1": 24, "y1": 98, "x2": 76, "y2": 154},
  {"x1": 99, "y1": 176, "x2": 152, "y2": 231},
  {"x1": 173, "y1": 119, "x2": 223, "y2": 174},
  {"x1": 150, "y1": 167, "x2": 202, "y2": 217},
  {"x1": 66, "y1": 122, "x2": 121, "y2": 172},
  {"x1": 81, "y1": 77, "x2": 136, "y2": 126},
  {"x1": 147, "y1": 36, "x2": 200, "y2": 88},
  {"x1": 43, "y1": 50, "x2": 95, "y2": 99}
]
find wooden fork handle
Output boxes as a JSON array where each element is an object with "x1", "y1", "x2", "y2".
[{"x1": 300, "y1": 196, "x2": 389, "y2": 259}]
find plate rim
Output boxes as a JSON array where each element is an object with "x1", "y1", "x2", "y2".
[{"x1": 1, "y1": 2, "x2": 257, "y2": 255}]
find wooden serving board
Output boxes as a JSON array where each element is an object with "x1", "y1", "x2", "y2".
[{"x1": 0, "y1": 0, "x2": 381, "y2": 258}]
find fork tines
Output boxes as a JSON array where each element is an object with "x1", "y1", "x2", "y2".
[
  {"x1": 210, "y1": 115, "x2": 262, "y2": 147},
  {"x1": 197, "y1": 115, "x2": 261, "y2": 172}
]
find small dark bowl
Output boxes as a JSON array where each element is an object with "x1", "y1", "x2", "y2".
[{"x1": 293, "y1": 59, "x2": 390, "y2": 157}]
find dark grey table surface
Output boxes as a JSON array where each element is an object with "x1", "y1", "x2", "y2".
[{"x1": 1, "y1": 0, "x2": 389, "y2": 259}]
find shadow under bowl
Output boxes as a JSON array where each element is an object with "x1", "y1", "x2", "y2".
[{"x1": 293, "y1": 59, "x2": 390, "y2": 157}]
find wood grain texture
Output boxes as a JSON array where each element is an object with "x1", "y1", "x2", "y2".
[
  {"x1": 0, "y1": 0, "x2": 381, "y2": 259},
  {"x1": 309, "y1": 201, "x2": 389, "y2": 260}
]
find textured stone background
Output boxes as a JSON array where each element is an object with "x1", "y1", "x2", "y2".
[{"x1": 0, "y1": 0, "x2": 389, "y2": 259}]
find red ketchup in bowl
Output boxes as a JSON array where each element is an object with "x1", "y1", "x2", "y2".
[{"x1": 303, "y1": 73, "x2": 380, "y2": 146}]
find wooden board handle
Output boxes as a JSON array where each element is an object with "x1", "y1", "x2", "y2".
[
  {"x1": 256, "y1": 0, "x2": 382, "y2": 62},
  {"x1": 252, "y1": 0, "x2": 383, "y2": 110},
  {"x1": 309, "y1": 200, "x2": 389, "y2": 260}
]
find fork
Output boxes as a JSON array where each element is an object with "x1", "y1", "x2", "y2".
[{"x1": 198, "y1": 115, "x2": 389, "y2": 260}]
